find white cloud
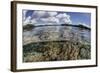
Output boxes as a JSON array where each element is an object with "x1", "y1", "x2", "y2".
[
  {"x1": 32, "y1": 11, "x2": 58, "y2": 18},
  {"x1": 47, "y1": 12, "x2": 57, "y2": 16},
  {"x1": 56, "y1": 13, "x2": 70, "y2": 19},
  {"x1": 60, "y1": 18, "x2": 72, "y2": 24},
  {"x1": 41, "y1": 17, "x2": 59, "y2": 24},
  {"x1": 23, "y1": 16, "x2": 31, "y2": 25},
  {"x1": 39, "y1": 12, "x2": 72, "y2": 24},
  {"x1": 56, "y1": 13, "x2": 72, "y2": 24},
  {"x1": 23, "y1": 10, "x2": 72, "y2": 25},
  {"x1": 23, "y1": 10, "x2": 27, "y2": 21},
  {"x1": 32, "y1": 11, "x2": 47, "y2": 18}
]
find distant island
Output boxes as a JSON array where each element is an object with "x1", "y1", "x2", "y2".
[{"x1": 23, "y1": 23, "x2": 91, "y2": 31}]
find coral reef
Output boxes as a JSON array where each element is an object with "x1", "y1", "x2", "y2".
[
  {"x1": 23, "y1": 41, "x2": 91, "y2": 62},
  {"x1": 23, "y1": 25, "x2": 91, "y2": 62}
]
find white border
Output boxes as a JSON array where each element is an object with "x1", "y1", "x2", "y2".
[{"x1": 17, "y1": 3, "x2": 96, "y2": 69}]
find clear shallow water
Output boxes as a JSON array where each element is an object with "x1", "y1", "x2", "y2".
[{"x1": 23, "y1": 26, "x2": 91, "y2": 45}]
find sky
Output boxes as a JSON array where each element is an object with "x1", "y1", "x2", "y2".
[{"x1": 22, "y1": 10, "x2": 91, "y2": 27}]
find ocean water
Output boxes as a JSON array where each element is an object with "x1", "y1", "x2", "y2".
[
  {"x1": 23, "y1": 26, "x2": 91, "y2": 45},
  {"x1": 23, "y1": 25, "x2": 91, "y2": 62}
]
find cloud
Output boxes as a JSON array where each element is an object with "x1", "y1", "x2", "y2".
[
  {"x1": 56, "y1": 13, "x2": 70, "y2": 19},
  {"x1": 56, "y1": 13, "x2": 72, "y2": 24},
  {"x1": 23, "y1": 16, "x2": 31, "y2": 25},
  {"x1": 32, "y1": 11, "x2": 47, "y2": 18},
  {"x1": 23, "y1": 10, "x2": 72, "y2": 25},
  {"x1": 32, "y1": 11, "x2": 58, "y2": 18},
  {"x1": 60, "y1": 18, "x2": 72, "y2": 24},
  {"x1": 23, "y1": 10, "x2": 27, "y2": 21},
  {"x1": 47, "y1": 12, "x2": 57, "y2": 16},
  {"x1": 40, "y1": 17, "x2": 59, "y2": 24}
]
